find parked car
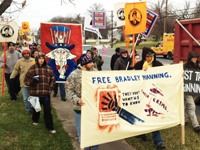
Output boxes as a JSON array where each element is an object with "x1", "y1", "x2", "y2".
[
  {"x1": 129, "y1": 39, "x2": 142, "y2": 45},
  {"x1": 83, "y1": 44, "x2": 92, "y2": 54}
]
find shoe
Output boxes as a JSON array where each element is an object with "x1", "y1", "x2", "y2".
[
  {"x1": 53, "y1": 93, "x2": 57, "y2": 97},
  {"x1": 26, "y1": 111, "x2": 31, "y2": 114},
  {"x1": 50, "y1": 130, "x2": 56, "y2": 134},
  {"x1": 156, "y1": 142, "x2": 166, "y2": 150},
  {"x1": 30, "y1": 121, "x2": 38, "y2": 125},
  {"x1": 61, "y1": 97, "x2": 66, "y2": 101},
  {"x1": 16, "y1": 93, "x2": 19, "y2": 98},
  {"x1": 11, "y1": 99, "x2": 16, "y2": 102},
  {"x1": 194, "y1": 126, "x2": 200, "y2": 132}
]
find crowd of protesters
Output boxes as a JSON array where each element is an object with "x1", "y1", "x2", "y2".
[{"x1": 1, "y1": 42, "x2": 200, "y2": 149}]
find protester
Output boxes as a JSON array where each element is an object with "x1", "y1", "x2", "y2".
[
  {"x1": 114, "y1": 48, "x2": 132, "y2": 70},
  {"x1": 33, "y1": 43, "x2": 37, "y2": 49},
  {"x1": 66, "y1": 54, "x2": 99, "y2": 150},
  {"x1": 37, "y1": 45, "x2": 41, "y2": 51},
  {"x1": 24, "y1": 52, "x2": 56, "y2": 133},
  {"x1": 10, "y1": 47, "x2": 35, "y2": 114},
  {"x1": 53, "y1": 83, "x2": 66, "y2": 101},
  {"x1": 0, "y1": 42, "x2": 21, "y2": 101},
  {"x1": 15, "y1": 44, "x2": 21, "y2": 53},
  {"x1": 135, "y1": 53, "x2": 140, "y2": 64},
  {"x1": 110, "y1": 47, "x2": 120, "y2": 70},
  {"x1": 91, "y1": 47, "x2": 104, "y2": 70},
  {"x1": 31, "y1": 49, "x2": 39, "y2": 58},
  {"x1": 184, "y1": 51, "x2": 200, "y2": 132},
  {"x1": 133, "y1": 47, "x2": 165, "y2": 150}
]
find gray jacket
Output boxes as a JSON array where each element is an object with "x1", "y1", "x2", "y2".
[{"x1": 0, "y1": 50, "x2": 22, "y2": 74}]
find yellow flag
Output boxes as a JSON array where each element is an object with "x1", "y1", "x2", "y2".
[
  {"x1": 125, "y1": 2, "x2": 146, "y2": 35},
  {"x1": 21, "y1": 22, "x2": 30, "y2": 32},
  {"x1": 126, "y1": 37, "x2": 131, "y2": 46},
  {"x1": 19, "y1": 30, "x2": 24, "y2": 35}
]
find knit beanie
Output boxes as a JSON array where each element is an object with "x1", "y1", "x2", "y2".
[
  {"x1": 21, "y1": 47, "x2": 30, "y2": 55},
  {"x1": 80, "y1": 54, "x2": 93, "y2": 66},
  {"x1": 7, "y1": 42, "x2": 15, "y2": 47}
]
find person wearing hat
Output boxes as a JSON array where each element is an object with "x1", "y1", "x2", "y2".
[
  {"x1": 33, "y1": 43, "x2": 37, "y2": 49},
  {"x1": 110, "y1": 47, "x2": 120, "y2": 70},
  {"x1": 66, "y1": 54, "x2": 99, "y2": 150},
  {"x1": 184, "y1": 51, "x2": 200, "y2": 132},
  {"x1": 133, "y1": 47, "x2": 165, "y2": 150},
  {"x1": 10, "y1": 47, "x2": 35, "y2": 114},
  {"x1": 24, "y1": 52, "x2": 56, "y2": 133},
  {"x1": 114, "y1": 48, "x2": 132, "y2": 70},
  {"x1": 91, "y1": 47, "x2": 104, "y2": 71},
  {"x1": 15, "y1": 44, "x2": 21, "y2": 53},
  {"x1": 0, "y1": 42, "x2": 22, "y2": 101}
]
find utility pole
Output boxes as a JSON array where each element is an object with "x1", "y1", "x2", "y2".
[
  {"x1": 111, "y1": 10, "x2": 113, "y2": 48},
  {"x1": 164, "y1": 0, "x2": 168, "y2": 33}
]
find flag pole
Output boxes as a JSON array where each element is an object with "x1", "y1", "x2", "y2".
[
  {"x1": 25, "y1": 31, "x2": 29, "y2": 48},
  {"x1": 122, "y1": 26, "x2": 129, "y2": 55},
  {"x1": 2, "y1": 20, "x2": 8, "y2": 94}
]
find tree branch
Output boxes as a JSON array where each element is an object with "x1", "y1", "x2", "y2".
[{"x1": 0, "y1": 0, "x2": 13, "y2": 16}]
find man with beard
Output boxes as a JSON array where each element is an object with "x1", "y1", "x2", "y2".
[
  {"x1": 0, "y1": 42, "x2": 21, "y2": 101},
  {"x1": 133, "y1": 47, "x2": 166, "y2": 150},
  {"x1": 114, "y1": 48, "x2": 132, "y2": 70},
  {"x1": 10, "y1": 47, "x2": 35, "y2": 114},
  {"x1": 66, "y1": 54, "x2": 99, "y2": 150},
  {"x1": 110, "y1": 47, "x2": 120, "y2": 70}
]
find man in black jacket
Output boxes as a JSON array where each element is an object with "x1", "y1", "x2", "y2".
[
  {"x1": 134, "y1": 47, "x2": 166, "y2": 150},
  {"x1": 110, "y1": 47, "x2": 120, "y2": 70}
]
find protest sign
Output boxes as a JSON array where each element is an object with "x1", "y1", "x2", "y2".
[
  {"x1": 141, "y1": 8, "x2": 159, "y2": 38},
  {"x1": 184, "y1": 69, "x2": 200, "y2": 95},
  {"x1": 92, "y1": 11, "x2": 106, "y2": 29},
  {"x1": 41, "y1": 22, "x2": 82, "y2": 83},
  {"x1": 81, "y1": 64, "x2": 184, "y2": 148}
]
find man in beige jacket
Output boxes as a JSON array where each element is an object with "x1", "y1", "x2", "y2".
[{"x1": 10, "y1": 47, "x2": 35, "y2": 114}]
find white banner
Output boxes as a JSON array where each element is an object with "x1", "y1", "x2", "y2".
[
  {"x1": 84, "y1": 13, "x2": 102, "y2": 38},
  {"x1": 114, "y1": 2, "x2": 125, "y2": 27},
  {"x1": 81, "y1": 64, "x2": 184, "y2": 148},
  {"x1": 0, "y1": 21, "x2": 18, "y2": 42}
]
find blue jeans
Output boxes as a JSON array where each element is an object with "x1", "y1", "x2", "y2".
[
  {"x1": 152, "y1": 131, "x2": 164, "y2": 146},
  {"x1": 53, "y1": 83, "x2": 65, "y2": 98},
  {"x1": 74, "y1": 111, "x2": 99, "y2": 150},
  {"x1": 21, "y1": 87, "x2": 31, "y2": 111}
]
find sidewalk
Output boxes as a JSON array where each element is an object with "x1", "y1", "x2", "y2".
[{"x1": 51, "y1": 93, "x2": 135, "y2": 150}]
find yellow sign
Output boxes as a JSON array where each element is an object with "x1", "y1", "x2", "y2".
[
  {"x1": 19, "y1": 30, "x2": 24, "y2": 36},
  {"x1": 27, "y1": 35, "x2": 32, "y2": 39},
  {"x1": 125, "y1": 2, "x2": 146, "y2": 35},
  {"x1": 126, "y1": 37, "x2": 131, "y2": 46},
  {"x1": 21, "y1": 22, "x2": 30, "y2": 32}
]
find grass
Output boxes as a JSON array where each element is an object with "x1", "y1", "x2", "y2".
[
  {"x1": 0, "y1": 51, "x2": 73, "y2": 150},
  {"x1": 126, "y1": 119, "x2": 200, "y2": 150}
]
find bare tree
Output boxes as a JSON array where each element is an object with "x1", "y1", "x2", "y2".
[{"x1": 193, "y1": 0, "x2": 200, "y2": 18}]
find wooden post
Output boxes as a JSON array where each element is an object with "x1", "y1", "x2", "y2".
[
  {"x1": 122, "y1": 26, "x2": 129, "y2": 55},
  {"x1": 2, "y1": 41, "x2": 7, "y2": 94},
  {"x1": 181, "y1": 125, "x2": 185, "y2": 144},
  {"x1": 25, "y1": 32, "x2": 29, "y2": 48},
  {"x1": 132, "y1": 34, "x2": 135, "y2": 66}
]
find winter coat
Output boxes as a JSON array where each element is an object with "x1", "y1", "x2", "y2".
[
  {"x1": 10, "y1": 57, "x2": 35, "y2": 87},
  {"x1": 0, "y1": 50, "x2": 22, "y2": 74},
  {"x1": 66, "y1": 66, "x2": 97, "y2": 111},
  {"x1": 110, "y1": 53, "x2": 120, "y2": 70},
  {"x1": 94, "y1": 54, "x2": 103, "y2": 70},
  {"x1": 134, "y1": 47, "x2": 163, "y2": 70},
  {"x1": 24, "y1": 55, "x2": 55, "y2": 97}
]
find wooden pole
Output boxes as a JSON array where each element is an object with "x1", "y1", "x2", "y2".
[
  {"x1": 181, "y1": 125, "x2": 185, "y2": 144},
  {"x1": 21, "y1": 35, "x2": 25, "y2": 47},
  {"x1": 122, "y1": 26, "x2": 129, "y2": 55},
  {"x1": 25, "y1": 32, "x2": 29, "y2": 48},
  {"x1": 132, "y1": 34, "x2": 135, "y2": 66},
  {"x1": 2, "y1": 41, "x2": 7, "y2": 94}
]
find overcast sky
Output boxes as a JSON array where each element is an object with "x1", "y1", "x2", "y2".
[{"x1": 8, "y1": 0, "x2": 197, "y2": 32}]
